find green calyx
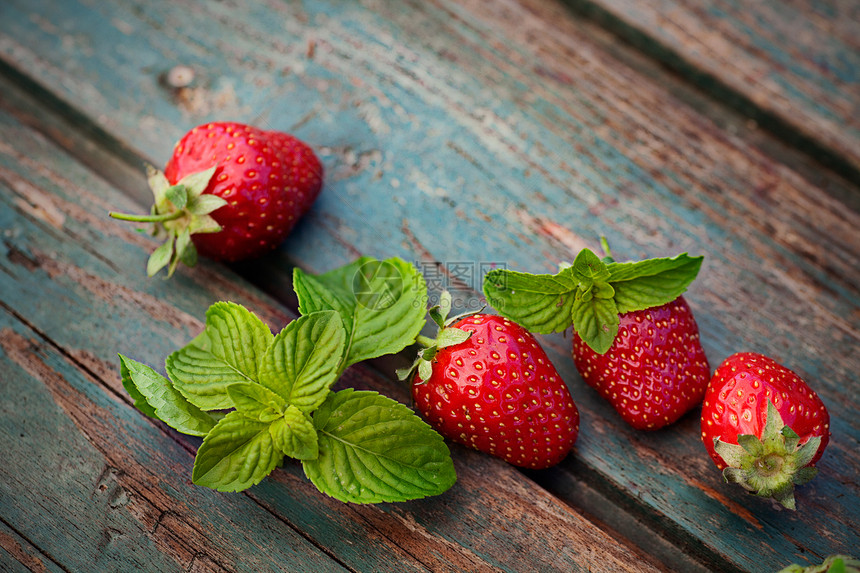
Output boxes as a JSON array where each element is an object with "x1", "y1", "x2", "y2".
[
  {"x1": 777, "y1": 555, "x2": 860, "y2": 573},
  {"x1": 109, "y1": 165, "x2": 226, "y2": 277},
  {"x1": 482, "y1": 237, "x2": 703, "y2": 354},
  {"x1": 714, "y1": 401, "x2": 822, "y2": 510},
  {"x1": 396, "y1": 291, "x2": 475, "y2": 383}
]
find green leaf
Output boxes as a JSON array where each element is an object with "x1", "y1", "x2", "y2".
[
  {"x1": 227, "y1": 382, "x2": 287, "y2": 422},
  {"x1": 165, "y1": 184, "x2": 188, "y2": 210},
  {"x1": 482, "y1": 267, "x2": 579, "y2": 334},
  {"x1": 417, "y1": 359, "x2": 433, "y2": 382},
  {"x1": 187, "y1": 193, "x2": 228, "y2": 216},
  {"x1": 293, "y1": 257, "x2": 427, "y2": 369},
  {"x1": 168, "y1": 228, "x2": 192, "y2": 277},
  {"x1": 713, "y1": 439, "x2": 746, "y2": 468},
  {"x1": 192, "y1": 410, "x2": 283, "y2": 492},
  {"x1": 120, "y1": 356, "x2": 158, "y2": 419},
  {"x1": 205, "y1": 302, "x2": 274, "y2": 382},
  {"x1": 147, "y1": 238, "x2": 174, "y2": 277},
  {"x1": 167, "y1": 333, "x2": 255, "y2": 411},
  {"x1": 258, "y1": 311, "x2": 346, "y2": 412},
  {"x1": 435, "y1": 327, "x2": 472, "y2": 349},
  {"x1": 303, "y1": 389, "x2": 456, "y2": 503},
  {"x1": 571, "y1": 294, "x2": 619, "y2": 354},
  {"x1": 271, "y1": 405, "x2": 319, "y2": 460},
  {"x1": 188, "y1": 214, "x2": 222, "y2": 234},
  {"x1": 177, "y1": 166, "x2": 217, "y2": 198},
  {"x1": 179, "y1": 238, "x2": 198, "y2": 267},
  {"x1": 572, "y1": 248, "x2": 611, "y2": 285},
  {"x1": 146, "y1": 164, "x2": 171, "y2": 209},
  {"x1": 607, "y1": 253, "x2": 703, "y2": 313},
  {"x1": 118, "y1": 354, "x2": 216, "y2": 436}
]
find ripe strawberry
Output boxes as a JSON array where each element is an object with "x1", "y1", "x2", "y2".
[
  {"x1": 111, "y1": 122, "x2": 323, "y2": 276},
  {"x1": 573, "y1": 295, "x2": 710, "y2": 430},
  {"x1": 483, "y1": 241, "x2": 707, "y2": 431},
  {"x1": 405, "y1": 304, "x2": 579, "y2": 470},
  {"x1": 701, "y1": 352, "x2": 830, "y2": 509}
]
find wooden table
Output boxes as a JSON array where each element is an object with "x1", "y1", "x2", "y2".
[{"x1": 1, "y1": 1, "x2": 857, "y2": 571}]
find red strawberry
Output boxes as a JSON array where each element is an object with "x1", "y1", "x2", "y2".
[
  {"x1": 701, "y1": 352, "x2": 830, "y2": 509},
  {"x1": 111, "y1": 122, "x2": 323, "y2": 275},
  {"x1": 482, "y1": 242, "x2": 707, "y2": 431},
  {"x1": 573, "y1": 295, "x2": 710, "y2": 430},
  {"x1": 407, "y1": 311, "x2": 579, "y2": 470}
]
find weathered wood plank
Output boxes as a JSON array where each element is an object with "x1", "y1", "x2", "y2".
[
  {"x1": 0, "y1": 109, "x2": 661, "y2": 572},
  {"x1": 0, "y1": 518, "x2": 65, "y2": 573},
  {"x1": 562, "y1": 0, "x2": 860, "y2": 179},
  {"x1": 0, "y1": 0, "x2": 858, "y2": 571}
]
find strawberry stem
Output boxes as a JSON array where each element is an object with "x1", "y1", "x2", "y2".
[
  {"x1": 109, "y1": 210, "x2": 186, "y2": 223},
  {"x1": 599, "y1": 236, "x2": 615, "y2": 263},
  {"x1": 416, "y1": 335, "x2": 435, "y2": 348}
]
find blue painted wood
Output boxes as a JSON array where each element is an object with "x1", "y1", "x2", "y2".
[
  {"x1": 0, "y1": 0, "x2": 858, "y2": 570},
  {"x1": 0, "y1": 108, "x2": 659, "y2": 572},
  {"x1": 562, "y1": 0, "x2": 860, "y2": 174}
]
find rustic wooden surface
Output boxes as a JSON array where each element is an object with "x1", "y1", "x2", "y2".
[
  {"x1": 564, "y1": 0, "x2": 860, "y2": 180},
  {"x1": 1, "y1": 0, "x2": 858, "y2": 572}
]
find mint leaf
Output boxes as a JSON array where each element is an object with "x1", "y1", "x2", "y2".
[
  {"x1": 482, "y1": 267, "x2": 578, "y2": 334},
  {"x1": 571, "y1": 295, "x2": 619, "y2": 354},
  {"x1": 191, "y1": 410, "x2": 283, "y2": 492},
  {"x1": 293, "y1": 257, "x2": 427, "y2": 369},
  {"x1": 607, "y1": 253, "x2": 703, "y2": 313},
  {"x1": 304, "y1": 389, "x2": 456, "y2": 503},
  {"x1": 120, "y1": 357, "x2": 158, "y2": 419},
  {"x1": 205, "y1": 302, "x2": 274, "y2": 382},
  {"x1": 167, "y1": 332, "x2": 255, "y2": 411},
  {"x1": 227, "y1": 382, "x2": 287, "y2": 422},
  {"x1": 118, "y1": 354, "x2": 216, "y2": 436},
  {"x1": 258, "y1": 311, "x2": 346, "y2": 412},
  {"x1": 271, "y1": 406, "x2": 318, "y2": 460},
  {"x1": 572, "y1": 248, "x2": 610, "y2": 285}
]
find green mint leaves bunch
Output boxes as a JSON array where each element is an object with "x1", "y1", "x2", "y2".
[
  {"x1": 482, "y1": 239, "x2": 703, "y2": 353},
  {"x1": 120, "y1": 256, "x2": 457, "y2": 503}
]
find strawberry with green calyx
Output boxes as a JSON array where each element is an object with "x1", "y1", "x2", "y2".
[
  {"x1": 483, "y1": 239, "x2": 709, "y2": 430},
  {"x1": 777, "y1": 555, "x2": 860, "y2": 573},
  {"x1": 401, "y1": 292, "x2": 580, "y2": 470},
  {"x1": 110, "y1": 122, "x2": 323, "y2": 277},
  {"x1": 701, "y1": 352, "x2": 830, "y2": 510}
]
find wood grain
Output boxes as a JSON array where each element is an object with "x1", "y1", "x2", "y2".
[
  {"x1": 562, "y1": 0, "x2": 860, "y2": 178},
  {"x1": 0, "y1": 109, "x2": 659, "y2": 572},
  {"x1": 0, "y1": 0, "x2": 858, "y2": 571}
]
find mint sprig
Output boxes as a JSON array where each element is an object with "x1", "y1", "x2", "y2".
[
  {"x1": 305, "y1": 389, "x2": 456, "y2": 503},
  {"x1": 119, "y1": 257, "x2": 456, "y2": 502},
  {"x1": 293, "y1": 256, "x2": 427, "y2": 371},
  {"x1": 483, "y1": 241, "x2": 703, "y2": 354}
]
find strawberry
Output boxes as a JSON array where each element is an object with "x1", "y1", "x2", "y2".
[
  {"x1": 111, "y1": 122, "x2": 323, "y2": 276},
  {"x1": 572, "y1": 295, "x2": 710, "y2": 430},
  {"x1": 483, "y1": 239, "x2": 707, "y2": 431},
  {"x1": 401, "y1": 296, "x2": 579, "y2": 470},
  {"x1": 701, "y1": 352, "x2": 830, "y2": 509}
]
